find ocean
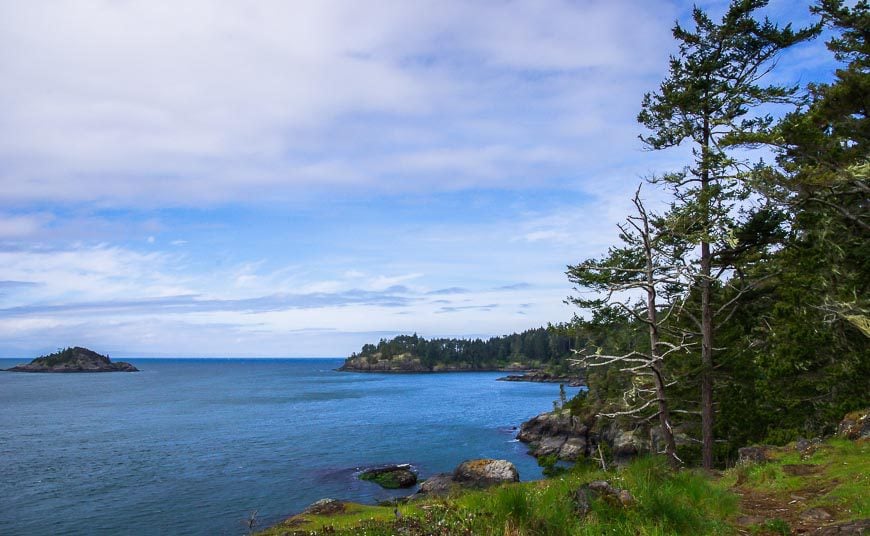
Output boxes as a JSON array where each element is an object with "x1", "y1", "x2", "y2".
[{"x1": 0, "y1": 358, "x2": 581, "y2": 535}]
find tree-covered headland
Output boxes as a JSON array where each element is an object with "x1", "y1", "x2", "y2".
[{"x1": 342, "y1": 328, "x2": 581, "y2": 372}]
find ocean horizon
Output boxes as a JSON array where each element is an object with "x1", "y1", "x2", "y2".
[{"x1": 0, "y1": 358, "x2": 581, "y2": 535}]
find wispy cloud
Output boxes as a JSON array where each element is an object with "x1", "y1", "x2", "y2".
[
  {"x1": 426, "y1": 287, "x2": 471, "y2": 295},
  {"x1": 0, "y1": 0, "x2": 681, "y2": 207},
  {"x1": 436, "y1": 304, "x2": 499, "y2": 314},
  {"x1": 0, "y1": 289, "x2": 416, "y2": 317},
  {"x1": 494, "y1": 283, "x2": 532, "y2": 291}
]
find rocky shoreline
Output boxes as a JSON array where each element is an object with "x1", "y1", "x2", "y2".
[
  {"x1": 337, "y1": 352, "x2": 533, "y2": 373},
  {"x1": 516, "y1": 409, "x2": 696, "y2": 465},
  {"x1": 262, "y1": 408, "x2": 870, "y2": 534},
  {"x1": 497, "y1": 371, "x2": 585, "y2": 387}
]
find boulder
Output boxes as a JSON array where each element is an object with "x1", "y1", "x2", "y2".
[
  {"x1": 559, "y1": 437, "x2": 588, "y2": 461},
  {"x1": 359, "y1": 464, "x2": 417, "y2": 489},
  {"x1": 611, "y1": 428, "x2": 649, "y2": 465},
  {"x1": 838, "y1": 409, "x2": 870, "y2": 440},
  {"x1": 738, "y1": 446, "x2": 773, "y2": 465},
  {"x1": 573, "y1": 480, "x2": 634, "y2": 516},
  {"x1": 452, "y1": 459, "x2": 519, "y2": 488},
  {"x1": 303, "y1": 498, "x2": 345, "y2": 516},
  {"x1": 416, "y1": 473, "x2": 456, "y2": 496},
  {"x1": 795, "y1": 437, "x2": 822, "y2": 456}
]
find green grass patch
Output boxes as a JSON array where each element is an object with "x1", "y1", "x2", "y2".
[
  {"x1": 808, "y1": 439, "x2": 869, "y2": 519},
  {"x1": 259, "y1": 456, "x2": 739, "y2": 535},
  {"x1": 257, "y1": 438, "x2": 868, "y2": 535},
  {"x1": 257, "y1": 502, "x2": 423, "y2": 534}
]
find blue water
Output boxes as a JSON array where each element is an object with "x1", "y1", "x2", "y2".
[{"x1": 0, "y1": 358, "x2": 581, "y2": 535}]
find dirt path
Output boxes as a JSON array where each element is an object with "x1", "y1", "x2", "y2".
[{"x1": 731, "y1": 463, "x2": 865, "y2": 535}]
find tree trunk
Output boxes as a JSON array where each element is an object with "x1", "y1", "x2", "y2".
[
  {"x1": 700, "y1": 243, "x2": 714, "y2": 469},
  {"x1": 700, "y1": 112, "x2": 714, "y2": 470},
  {"x1": 639, "y1": 193, "x2": 679, "y2": 467}
]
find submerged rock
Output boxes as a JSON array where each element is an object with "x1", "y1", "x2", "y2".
[
  {"x1": 5, "y1": 347, "x2": 138, "y2": 373},
  {"x1": 359, "y1": 464, "x2": 418, "y2": 489}
]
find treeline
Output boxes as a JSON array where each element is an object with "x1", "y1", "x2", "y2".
[
  {"x1": 565, "y1": 0, "x2": 868, "y2": 468},
  {"x1": 351, "y1": 328, "x2": 579, "y2": 370}
]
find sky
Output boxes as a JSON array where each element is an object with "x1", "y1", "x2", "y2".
[{"x1": 0, "y1": 0, "x2": 834, "y2": 358}]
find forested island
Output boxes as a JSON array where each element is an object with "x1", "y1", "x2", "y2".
[
  {"x1": 338, "y1": 329, "x2": 582, "y2": 381},
  {"x1": 4, "y1": 347, "x2": 138, "y2": 373}
]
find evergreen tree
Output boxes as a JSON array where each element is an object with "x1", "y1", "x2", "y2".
[{"x1": 638, "y1": 0, "x2": 818, "y2": 467}]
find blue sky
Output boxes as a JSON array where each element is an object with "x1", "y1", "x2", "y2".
[{"x1": 0, "y1": 0, "x2": 833, "y2": 357}]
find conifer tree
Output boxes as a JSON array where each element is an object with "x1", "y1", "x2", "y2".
[{"x1": 637, "y1": 0, "x2": 818, "y2": 468}]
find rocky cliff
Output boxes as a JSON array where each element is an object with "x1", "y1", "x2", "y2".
[{"x1": 517, "y1": 410, "x2": 694, "y2": 465}]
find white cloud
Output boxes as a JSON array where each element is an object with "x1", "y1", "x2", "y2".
[
  {"x1": 0, "y1": 213, "x2": 53, "y2": 238},
  {"x1": 0, "y1": 0, "x2": 677, "y2": 206}
]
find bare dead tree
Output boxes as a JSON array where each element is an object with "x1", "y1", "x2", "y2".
[{"x1": 567, "y1": 186, "x2": 693, "y2": 467}]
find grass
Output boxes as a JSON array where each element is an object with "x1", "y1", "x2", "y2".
[
  {"x1": 259, "y1": 456, "x2": 739, "y2": 535},
  {"x1": 257, "y1": 437, "x2": 867, "y2": 535}
]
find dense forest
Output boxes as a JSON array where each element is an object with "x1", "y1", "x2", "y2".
[
  {"x1": 565, "y1": 0, "x2": 868, "y2": 467},
  {"x1": 349, "y1": 328, "x2": 579, "y2": 371}
]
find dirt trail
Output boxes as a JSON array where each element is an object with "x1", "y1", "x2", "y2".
[{"x1": 732, "y1": 463, "x2": 865, "y2": 535}]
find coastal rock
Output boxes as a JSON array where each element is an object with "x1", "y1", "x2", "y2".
[
  {"x1": 303, "y1": 498, "x2": 345, "y2": 516},
  {"x1": 5, "y1": 347, "x2": 138, "y2": 373},
  {"x1": 413, "y1": 461, "x2": 518, "y2": 499},
  {"x1": 517, "y1": 411, "x2": 590, "y2": 461},
  {"x1": 359, "y1": 464, "x2": 418, "y2": 489},
  {"x1": 452, "y1": 459, "x2": 519, "y2": 488},
  {"x1": 837, "y1": 409, "x2": 870, "y2": 440},
  {"x1": 497, "y1": 371, "x2": 585, "y2": 387},
  {"x1": 612, "y1": 429, "x2": 649, "y2": 465},
  {"x1": 595, "y1": 420, "x2": 652, "y2": 466},
  {"x1": 519, "y1": 410, "x2": 667, "y2": 465}
]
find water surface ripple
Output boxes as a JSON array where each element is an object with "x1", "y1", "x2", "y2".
[{"x1": 0, "y1": 358, "x2": 580, "y2": 535}]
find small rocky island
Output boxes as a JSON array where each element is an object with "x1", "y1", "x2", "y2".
[{"x1": 5, "y1": 347, "x2": 139, "y2": 373}]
